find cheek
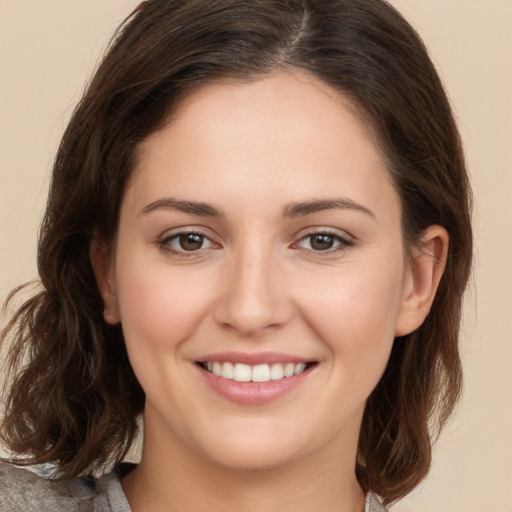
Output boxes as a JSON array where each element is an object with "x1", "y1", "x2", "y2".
[
  {"x1": 113, "y1": 254, "x2": 217, "y2": 351},
  {"x1": 295, "y1": 258, "x2": 404, "y2": 369}
]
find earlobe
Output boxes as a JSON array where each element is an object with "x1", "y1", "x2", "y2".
[
  {"x1": 90, "y1": 237, "x2": 120, "y2": 325},
  {"x1": 394, "y1": 225, "x2": 449, "y2": 337}
]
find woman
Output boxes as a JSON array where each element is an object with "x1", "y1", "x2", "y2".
[{"x1": 0, "y1": 1, "x2": 472, "y2": 511}]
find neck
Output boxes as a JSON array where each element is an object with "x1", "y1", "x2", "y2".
[
  {"x1": 124, "y1": 460, "x2": 365, "y2": 512},
  {"x1": 122, "y1": 407, "x2": 366, "y2": 512}
]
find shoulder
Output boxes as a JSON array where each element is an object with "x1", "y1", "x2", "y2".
[
  {"x1": 0, "y1": 462, "x2": 131, "y2": 512},
  {"x1": 366, "y1": 491, "x2": 388, "y2": 512},
  {"x1": 0, "y1": 462, "x2": 94, "y2": 511}
]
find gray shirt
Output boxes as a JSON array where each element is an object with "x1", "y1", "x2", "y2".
[{"x1": 0, "y1": 462, "x2": 387, "y2": 511}]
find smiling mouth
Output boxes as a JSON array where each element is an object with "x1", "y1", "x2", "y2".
[{"x1": 196, "y1": 361, "x2": 317, "y2": 383}]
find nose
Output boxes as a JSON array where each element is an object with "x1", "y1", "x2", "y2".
[{"x1": 213, "y1": 245, "x2": 293, "y2": 338}]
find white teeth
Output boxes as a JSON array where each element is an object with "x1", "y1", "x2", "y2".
[
  {"x1": 252, "y1": 364, "x2": 271, "y2": 382},
  {"x1": 233, "y1": 363, "x2": 252, "y2": 382},
  {"x1": 203, "y1": 361, "x2": 310, "y2": 382},
  {"x1": 283, "y1": 363, "x2": 295, "y2": 378},
  {"x1": 270, "y1": 363, "x2": 284, "y2": 380},
  {"x1": 294, "y1": 363, "x2": 306, "y2": 375},
  {"x1": 212, "y1": 362, "x2": 222, "y2": 376},
  {"x1": 221, "y1": 361, "x2": 234, "y2": 379}
]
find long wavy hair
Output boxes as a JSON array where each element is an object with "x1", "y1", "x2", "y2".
[{"x1": 1, "y1": 0, "x2": 472, "y2": 504}]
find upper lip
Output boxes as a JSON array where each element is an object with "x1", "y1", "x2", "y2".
[{"x1": 195, "y1": 351, "x2": 315, "y2": 366}]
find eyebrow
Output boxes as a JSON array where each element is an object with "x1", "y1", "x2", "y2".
[
  {"x1": 140, "y1": 196, "x2": 374, "y2": 219},
  {"x1": 140, "y1": 198, "x2": 224, "y2": 217},
  {"x1": 282, "y1": 198, "x2": 375, "y2": 218}
]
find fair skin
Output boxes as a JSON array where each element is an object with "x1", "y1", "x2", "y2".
[{"x1": 92, "y1": 72, "x2": 447, "y2": 512}]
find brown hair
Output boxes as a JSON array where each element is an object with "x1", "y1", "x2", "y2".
[{"x1": 1, "y1": 0, "x2": 472, "y2": 504}]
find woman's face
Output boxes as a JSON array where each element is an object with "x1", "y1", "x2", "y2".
[{"x1": 100, "y1": 73, "x2": 420, "y2": 471}]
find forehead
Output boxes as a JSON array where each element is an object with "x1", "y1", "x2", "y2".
[
  {"x1": 144, "y1": 72, "x2": 379, "y2": 161},
  {"x1": 126, "y1": 72, "x2": 398, "y2": 220}
]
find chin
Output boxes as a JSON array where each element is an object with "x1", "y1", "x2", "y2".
[{"x1": 202, "y1": 439, "x2": 304, "y2": 473}]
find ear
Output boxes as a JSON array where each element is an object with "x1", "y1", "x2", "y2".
[
  {"x1": 90, "y1": 237, "x2": 120, "y2": 324},
  {"x1": 394, "y1": 225, "x2": 449, "y2": 337}
]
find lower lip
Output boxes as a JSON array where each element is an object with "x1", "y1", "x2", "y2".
[{"x1": 196, "y1": 364, "x2": 314, "y2": 405}]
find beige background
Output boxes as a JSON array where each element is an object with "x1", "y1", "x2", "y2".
[{"x1": 0, "y1": 1, "x2": 510, "y2": 510}]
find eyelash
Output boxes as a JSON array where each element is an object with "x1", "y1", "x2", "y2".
[
  {"x1": 293, "y1": 229, "x2": 354, "y2": 254},
  {"x1": 156, "y1": 229, "x2": 354, "y2": 258},
  {"x1": 157, "y1": 230, "x2": 217, "y2": 258}
]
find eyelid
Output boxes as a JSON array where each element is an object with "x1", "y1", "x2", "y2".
[
  {"x1": 291, "y1": 227, "x2": 355, "y2": 253},
  {"x1": 155, "y1": 225, "x2": 355, "y2": 257},
  {"x1": 156, "y1": 227, "x2": 222, "y2": 257}
]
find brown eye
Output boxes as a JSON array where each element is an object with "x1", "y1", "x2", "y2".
[
  {"x1": 159, "y1": 231, "x2": 216, "y2": 255},
  {"x1": 296, "y1": 231, "x2": 353, "y2": 253},
  {"x1": 309, "y1": 234, "x2": 335, "y2": 251},
  {"x1": 178, "y1": 233, "x2": 204, "y2": 251}
]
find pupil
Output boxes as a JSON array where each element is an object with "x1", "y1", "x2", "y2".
[
  {"x1": 311, "y1": 234, "x2": 334, "y2": 250},
  {"x1": 180, "y1": 233, "x2": 203, "y2": 251}
]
